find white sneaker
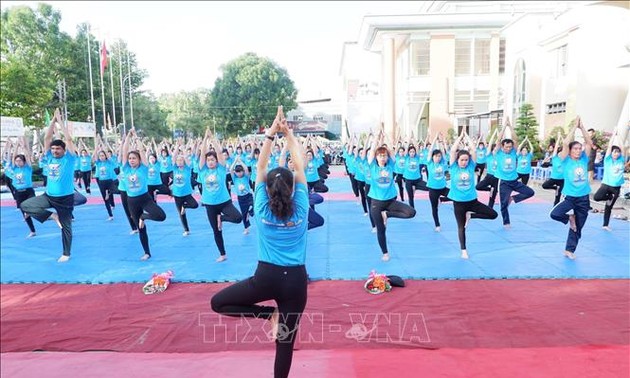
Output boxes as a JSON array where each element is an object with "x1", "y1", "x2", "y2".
[
  {"x1": 26, "y1": 232, "x2": 36, "y2": 238},
  {"x1": 106, "y1": 216, "x2": 114, "y2": 221},
  {"x1": 57, "y1": 255, "x2": 70, "y2": 263},
  {"x1": 434, "y1": 226, "x2": 441, "y2": 232},
  {"x1": 602, "y1": 226, "x2": 612, "y2": 232},
  {"x1": 140, "y1": 253, "x2": 151, "y2": 261},
  {"x1": 182, "y1": 231, "x2": 190, "y2": 237},
  {"x1": 216, "y1": 255, "x2": 227, "y2": 263},
  {"x1": 461, "y1": 250, "x2": 469, "y2": 259},
  {"x1": 243, "y1": 227, "x2": 250, "y2": 235},
  {"x1": 381, "y1": 253, "x2": 390, "y2": 262},
  {"x1": 563, "y1": 250, "x2": 576, "y2": 260}
]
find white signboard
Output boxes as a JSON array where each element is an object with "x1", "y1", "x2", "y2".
[
  {"x1": 67, "y1": 121, "x2": 96, "y2": 138},
  {"x1": 1, "y1": 116, "x2": 25, "y2": 137}
]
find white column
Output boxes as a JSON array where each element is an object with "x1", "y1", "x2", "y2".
[{"x1": 382, "y1": 36, "x2": 396, "y2": 145}]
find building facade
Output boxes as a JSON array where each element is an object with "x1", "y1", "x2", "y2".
[{"x1": 340, "y1": 1, "x2": 629, "y2": 144}]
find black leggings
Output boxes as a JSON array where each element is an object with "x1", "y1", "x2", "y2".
[
  {"x1": 174, "y1": 194, "x2": 199, "y2": 232},
  {"x1": 237, "y1": 193, "x2": 254, "y2": 230},
  {"x1": 428, "y1": 187, "x2": 451, "y2": 227},
  {"x1": 356, "y1": 180, "x2": 368, "y2": 214},
  {"x1": 128, "y1": 192, "x2": 167, "y2": 256},
  {"x1": 14, "y1": 188, "x2": 36, "y2": 233},
  {"x1": 476, "y1": 173, "x2": 499, "y2": 208},
  {"x1": 370, "y1": 197, "x2": 416, "y2": 254},
  {"x1": 148, "y1": 183, "x2": 171, "y2": 201},
  {"x1": 348, "y1": 173, "x2": 359, "y2": 198},
  {"x1": 307, "y1": 180, "x2": 329, "y2": 193},
  {"x1": 211, "y1": 261, "x2": 307, "y2": 378},
  {"x1": 159, "y1": 172, "x2": 173, "y2": 195},
  {"x1": 394, "y1": 173, "x2": 405, "y2": 201},
  {"x1": 517, "y1": 173, "x2": 530, "y2": 186},
  {"x1": 120, "y1": 190, "x2": 138, "y2": 232},
  {"x1": 541, "y1": 178, "x2": 564, "y2": 206},
  {"x1": 404, "y1": 177, "x2": 427, "y2": 208},
  {"x1": 475, "y1": 163, "x2": 486, "y2": 181},
  {"x1": 80, "y1": 171, "x2": 92, "y2": 192},
  {"x1": 364, "y1": 184, "x2": 375, "y2": 228},
  {"x1": 97, "y1": 179, "x2": 115, "y2": 217},
  {"x1": 453, "y1": 199, "x2": 498, "y2": 250},
  {"x1": 204, "y1": 200, "x2": 243, "y2": 255},
  {"x1": 593, "y1": 184, "x2": 621, "y2": 227}
]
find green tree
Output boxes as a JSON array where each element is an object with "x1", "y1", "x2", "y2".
[
  {"x1": 132, "y1": 92, "x2": 169, "y2": 139},
  {"x1": 159, "y1": 89, "x2": 211, "y2": 137},
  {"x1": 515, "y1": 103, "x2": 542, "y2": 159},
  {"x1": 209, "y1": 53, "x2": 298, "y2": 136}
]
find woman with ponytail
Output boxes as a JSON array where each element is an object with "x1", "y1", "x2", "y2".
[{"x1": 212, "y1": 106, "x2": 309, "y2": 378}]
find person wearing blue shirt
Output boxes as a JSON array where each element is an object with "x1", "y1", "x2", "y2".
[
  {"x1": 222, "y1": 148, "x2": 235, "y2": 197},
  {"x1": 20, "y1": 109, "x2": 78, "y2": 262},
  {"x1": 154, "y1": 140, "x2": 174, "y2": 196},
  {"x1": 366, "y1": 130, "x2": 416, "y2": 262},
  {"x1": 121, "y1": 129, "x2": 167, "y2": 261},
  {"x1": 475, "y1": 138, "x2": 488, "y2": 182},
  {"x1": 93, "y1": 148, "x2": 117, "y2": 220},
  {"x1": 249, "y1": 148, "x2": 260, "y2": 191},
  {"x1": 353, "y1": 146, "x2": 370, "y2": 216},
  {"x1": 393, "y1": 146, "x2": 407, "y2": 202},
  {"x1": 147, "y1": 153, "x2": 170, "y2": 201},
  {"x1": 425, "y1": 134, "x2": 452, "y2": 232},
  {"x1": 493, "y1": 119, "x2": 535, "y2": 228},
  {"x1": 593, "y1": 128, "x2": 625, "y2": 231},
  {"x1": 343, "y1": 140, "x2": 360, "y2": 201},
  {"x1": 230, "y1": 155, "x2": 255, "y2": 235},
  {"x1": 78, "y1": 141, "x2": 93, "y2": 194},
  {"x1": 211, "y1": 108, "x2": 309, "y2": 378},
  {"x1": 475, "y1": 130, "x2": 499, "y2": 208},
  {"x1": 447, "y1": 132, "x2": 498, "y2": 259},
  {"x1": 115, "y1": 147, "x2": 138, "y2": 235},
  {"x1": 516, "y1": 137, "x2": 534, "y2": 185},
  {"x1": 550, "y1": 117, "x2": 593, "y2": 259},
  {"x1": 170, "y1": 154, "x2": 199, "y2": 236},
  {"x1": 304, "y1": 149, "x2": 329, "y2": 193},
  {"x1": 7, "y1": 137, "x2": 37, "y2": 237},
  {"x1": 197, "y1": 130, "x2": 243, "y2": 263},
  {"x1": 402, "y1": 145, "x2": 426, "y2": 209},
  {"x1": 541, "y1": 133, "x2": 565, "y2": 206}
]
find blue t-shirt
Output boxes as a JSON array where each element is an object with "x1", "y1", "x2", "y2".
[
  {"x1": 249, "y1": 157, "x2": 258, "y2": 183},
  {"x1": 191, "y1": 154, "x2": 200, "y2": 174},
  {"x1": 345, "y1": 152, "x2": 356, "y2": 175},
  {"x1": 94, "y1": 159, "x2": 117, "y2": 180},
  {"x1": 602, "y1": 155, "x2": 624, "y2": 187},
  {"x1": 254, "y1": 182, "x2": 309, "y2": 266},
  {"x1": 561, "y1": 152, "x2": 591, "y2": 197},
  {"x1": 79, "y1": 155, "x2": 92, "y2": 172},
  {"x1": 403, "y1": 155, "x2": 421, "y2": 180},
  {"x1": 354, "y1": 157, "x2": 366, "y2": 182},
  {"x1": 45, "y1": 151, "x2": 77, "y2": 197},
  {"x1": 550, "y1": 155, "x2": 564, "y2": 180},
  {"x1": 476, "y1": 147, "x2": 488, "y2": 164},
  {"x1": 171, "y1": 165, "x2": 193, "y2": 197},
  {"x1": 123, "y1": 163, "x2": 149, "y2": 197},
  {"x1": 426, "y1": 156, "x2": 448, "y2": 190},
  {"x1": 231, "y1": 173, "x2": 252, "y2": 196},
  {"x1": 39, "y1": 156, "x2": 49, "y2": 177},
  {"x1": 117, "y1": 164, "x2": 127, "y2": 191},
  {"x1": 368, "y1": 159, "x2": 397, "y2": 201},
  {"x1": 486, "y1": 153, "x2": 496, "y2": 176},
  {"x1": 447, "y1": 158, "x2": 477, "y2": 202},
  {"x1": 495, "y1": 150, "x2": 518, "y2": 181},
  {"x1": 10, "y1": 164, "x2": 33, "y2": 190},
  {"x1": 198, "y1": 164, "x2": 230, "y2": 205},
  {"x1": 516, "y1": 153, "x2": 532, "y2": 174},
  {"x1": 147, "y1": 163, "x2": 162, "y2": 185},
  {"x1": 73, "y1": 156, "x2": 80, "y2": 171},
  {"x1": 304, "y1": 160, "x2": 320, "y2": 183},
  {"x1": 394, "y1": 153, "x2": 406, "y2": 174},
  {"x1": 158, "y1": 155, "x2": 173, "y2": 173}
]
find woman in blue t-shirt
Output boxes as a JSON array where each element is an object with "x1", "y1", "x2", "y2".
[
  {"x1": 93, "y1": 148, "x2": 117, "y2": 220},
  {"x1": 230, "y1": 155, "x2": 254, "y2": 235},
  {"x1": 8, "y1": 137, "x2": 37, "y2": 237},
  {"x1": 211, "y1": 108, "x2": 309, "y2": 378},
  {"x1": 402, "y1": 145, "x2": 426, "y2": 209},
  {"x1": 549, "y1": 117, "x2": 593, "y2": 260},
  {"x1": 393, "y1": 145, "x2": 407, "y2": 202},
  {"x1": 593, "y1": 128, "x2": 625, "y2": 231},
  {"x1": 425, "y1": 133, "x2": 452, "y2": 232},
  {"x1": 516, "y1": 137, "x2": 534, "y2": 185},
  {"x1": 447, "y1": 132, "x2": 498, "y2": 259},
  {"x1": 121, "y1": 129, "x2": 167, "y2": 261},
  {"x1": 171, "y1": 153, "x2": 199, "y2": 236},
  {"x1": 366, "y1": 130, "x2": 416, "y2": 262},
  {"x1": 475, "y1": 129, "x2": 499, "y2": 208},
  {"x1": 541, "y1": 132, "x2": 565, "y2": 206},
  {"x1": 197, "y1": 130, "x2": 242, "y2": 263}
]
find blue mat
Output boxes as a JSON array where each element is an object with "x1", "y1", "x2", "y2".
[{"x1": 1, "y1": 176, "x2": 628, "y2": 283}]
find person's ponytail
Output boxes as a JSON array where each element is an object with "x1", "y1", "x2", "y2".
[{"x1": 267, "y1": 167, "x2": 294, "y2": 221}]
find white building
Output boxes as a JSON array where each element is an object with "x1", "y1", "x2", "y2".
[{"x1": 339, "y1": 1, "x2": 629, "y2": 144}]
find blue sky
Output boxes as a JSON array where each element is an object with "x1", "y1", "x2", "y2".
[{"x1": 3, "y1": 1, "x2": 423, "y2": 99}]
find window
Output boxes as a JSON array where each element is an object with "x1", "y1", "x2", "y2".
[
  {"x1": 512, "y1": 59, "x2": 526, "y2": 119},
  {"x1": 474, "y1": 39, "x2": 491, "y2": 75},
  {"x1": 455, "y1": 40, "x2": 471, "y2": 75},
  {"x1": 546, "y1": 102, "x2": 566, "y2": 114},
  {"x1": 499, "y1": 39, "x2": 506, "y2": 74},
  {"x1": 333, "y1": 114, "x2": 342, "y2": 121},
  {"x1": 410, "y1": 40, "x2": 430, "y2": 76}
]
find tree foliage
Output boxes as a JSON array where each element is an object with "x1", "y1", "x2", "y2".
[
  {"x1": 515, "y1": 103, "x2": 542, "y2": 158},
  {"x1": 209, "y1": 53, "x2": 298, "y2": 136},
  {"x1": 159, "y1": 89, "x2": 211, "y2": 137}
]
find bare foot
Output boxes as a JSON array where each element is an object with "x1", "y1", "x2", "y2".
[
  {"x1": 371, "y1": 227, "x2": 377, "y2": 233},
  {"x1": 130, "y1": 229, "x2": 139, "y2": 235},
  {"x1": 381, "y1": 253, "x2": 390, "y2": 262},
  {"x1": 602, "y1": 226, "x2": 612, "y2": 232},
  {"x1": 435, "y1": 226, "x2": 441, "y2": 232},
  {"x1": 217, "y1": 214, "x2": 223, "y2": 231},
  {"x1": 563, "y1": 250, "x2": 576, "y2": 260},
  {"x1": 182, "y1": 230, "x2": 190, "y2": 236},
  {"x1": 138, "y1": 218, "x2": 145, "y2": 229},
  {"x1": 503, "y1": 223, "x2": 511, "y2": 230},
  {"x1": 26, "y1": 232, "x2": 36, "y2": 238},
  {"x1": 464, "y1": 211, "x2": 473, "y2": 228},
  {"x1": 57, "y1": 255, "x2": 70, "y2": 263},
  {"x1": 461, "y1": 249, "x2": 469, "y2": 259},
  {"x1": 140, "y1": 253, "x2": 151, "y2": 261},
  {"x1": 49, "y1": 213, "x2": 63, "y2": 229},
  {"x1": 243, "y1": 227, "x2": 250, "y2": 235},
  {"x1": 269, "y1": 308, "x2": 280, "y2": 342},
  {"x1": 216, "y1": 255, "x2": 227, "y2": 263},
  {"x1": 381, "y1": 211, "x2": 388, "y2": 227},
  {"x1": 568, "y1": 214, "x2": 577, "y2": 232},
  {"x1": 180, "y1": 206, "x2": 186, "y2": 215}
]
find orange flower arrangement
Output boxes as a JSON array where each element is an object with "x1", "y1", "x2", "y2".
[{"x1": 364, "y1": 270, "x2": 392, "y2": 294}]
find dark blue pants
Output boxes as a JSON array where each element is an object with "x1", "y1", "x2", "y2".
[
  {"x1": 550, "y1": 195, "x2": 590, "y2": 253},
  {"x1": 499, "y1": 179, "x2": 535, "y2": 225}
]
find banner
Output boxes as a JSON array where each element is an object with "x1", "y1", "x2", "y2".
[
  {"x1": 67, "y1": 121, "x2": 96, "y2": 138},
  {"x1": 0, "y1": 116, "x2": 25, "y2": 137}
]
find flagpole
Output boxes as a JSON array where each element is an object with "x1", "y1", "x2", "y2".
[
  {"x1": 99, "y1": 40, "x2": 107, "y2": 135},
  {"x1": 118, "y1": 42, "x2": 126, "y2": 136},
  {"x1": 109, "y1": 46, "x2": 117, "y2": 131},
  {"x1": 86, "y1": 25, "x2": 96, "y2": 124},
  {"x1": 127, "y1": 49, "x2": 134, "y2": 130}
]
